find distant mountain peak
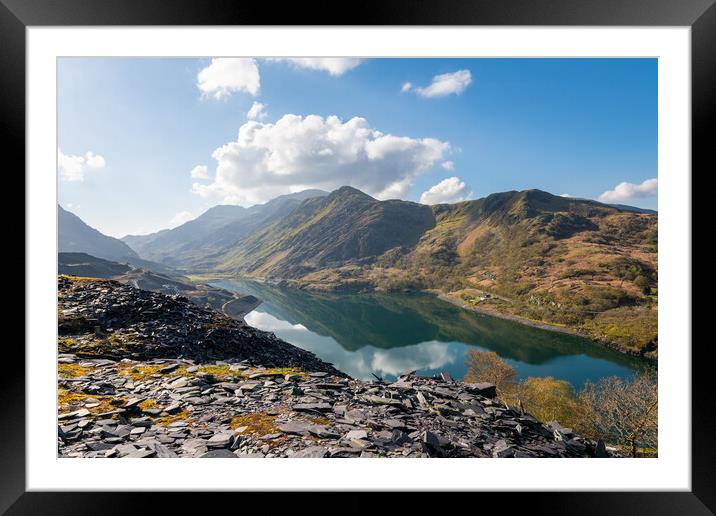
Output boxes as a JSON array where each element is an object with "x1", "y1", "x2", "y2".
[
  {"x1": 202, "y1": 204, "x2": 246, "y2": 217},
  {"x1": 278, "y1": 188, "x2": 328, "y2": 199},
  {"x1": 58, "y1": 205, "x2": 139, "y2": 261},
  {"x1": 119, "y1": 189, "x2": 330, "y2": 267},
  {"x1": 330, "y1": 185, "x2": 375, "y2": 200}
]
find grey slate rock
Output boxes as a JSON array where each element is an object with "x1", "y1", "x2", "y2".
[
  {"x1": 200, "y1": 449, "x2": 238, "y2": 458},
  {"x1": 123, "y1": 449, "x2": 157, "y2": 458},
  {"x1": 207, "y1": 433, "x2": 234, "y2": 448},
  {"x1": 292, "y1": 446, "x2": 328, "y2": 458},
  {"x1": 278, "y1": 421, "x2": 314, "y2": 435}
]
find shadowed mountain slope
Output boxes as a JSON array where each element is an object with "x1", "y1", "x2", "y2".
[
  {"x1": 121, "y1": 189, "x2": 327, "y2": 267},
  {"x1": 59, "y1": 205, "x2": 139, "y2": 262},
  {"x1": 216, "y1": 186, "x2": 436, "y2": 277}
]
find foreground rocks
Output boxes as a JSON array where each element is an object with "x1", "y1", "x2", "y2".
[
  {"x1": 58, "y1": 275, "x2": 340, "y2": 373},
  {"x1": 58, "y1": 276, "x2": 614, "y2": 458}
]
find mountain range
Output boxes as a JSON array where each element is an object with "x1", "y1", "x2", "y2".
[
  {"x1": 58, "y1": 205, "x2": 174, "y2": 274},
  {"x1": 121, "y1": 189, "x2": 327, "y2": 267},
  {"x1": 59, "y1": 186, "x2": 658, "y2": 356},
  {"x1": 216, "y1": 186, "x2": 435, "y2": 278}
]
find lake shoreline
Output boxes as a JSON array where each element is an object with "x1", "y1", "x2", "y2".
[
  {"x1": 432, "y1": 291, "x2": 657, "y2": 363},
  {"x1": 433, "y1": 291, "x2": 583, "y2": 336},
  {"x1": 201, "y1": 274, "x2": 656, "y2": 364}
]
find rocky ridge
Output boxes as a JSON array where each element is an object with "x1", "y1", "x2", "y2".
[
  {"x1": 58, "y1": 276, "x2": 613, "y2": 458},
  {"x1": 58, "y1": 275, "x2": 339, "y2": 372}
]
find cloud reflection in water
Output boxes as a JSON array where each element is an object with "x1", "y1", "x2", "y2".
[{"x1": 246, "y1": 310, "x2": 458, "y2": 380}]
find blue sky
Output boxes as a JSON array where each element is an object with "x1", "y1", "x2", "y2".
[{"x1": 58, "y1": 57, "x2": 657, "y2": 237}]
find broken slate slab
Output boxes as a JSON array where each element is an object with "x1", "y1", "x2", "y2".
[
  {"x1": 345, "y1": 429, "x2": 368, "y2": 441},
  {"x1": 200, "y1": 449, "x2": 238, "y2": 458},
  {"x1": 292, "y1": 446, "x2": 328, "y2": 458},
  {"x1": 207, "y1": 433, "x2": 234, "y2": 449},
  {"x1": 277, "y1": 421, "x2": 314, "y2": 436},
  {"x1": 293, "y1": 403, "x2": 332, "y2": 413}
]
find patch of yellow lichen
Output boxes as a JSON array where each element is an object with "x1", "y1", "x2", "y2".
[
  {"x1": 118, "y1": 363, "x2": 167, "y2": 380},
  {"x1": 138, "y1": 399, "x2": 159, "y2": 411},
  {"x1": 58, "y1": 334, "x2": 137, "y2": 355},
  {"x1": 117, "y1": 363, "x2": 246, "y2": 382},
  {"x1": 249, "y1": 367, "x2": 308, "y2": 380},
  {"x1": 154, "y1": 409, "x2": 191, "y2": 427},
  {"x1": 230, "y1": 412, "x2": 279, "y2": 436},
  {"x1": 197, "y1": 364, "x2": 241, "y2": 379},
  {"x1": 58, "y1": 337, "x2": 76, "y2": 350},
  {"x1": 58, "y1": 363, "x2": 90, "y2": 378},
  {"x1": 307, "y1": 416, "x2": 331, "y2": 426},
  {"x1": 57, "y1": 388, "x2": 123, "y2": 415}
]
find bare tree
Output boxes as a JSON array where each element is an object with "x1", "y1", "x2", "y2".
[
  {"x1": 464, "y1": 350, "x2": 518, "y2": 402},
  {"x1": 578, "y1": 373, "x2": 658, "y2": 457}
]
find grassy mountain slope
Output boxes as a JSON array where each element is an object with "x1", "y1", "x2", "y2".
[
  {"x1": 216, "y1": 186, "x2": 436, "y2": 281},
  {"x1": 121, "y1": 190, "x2": 327, "y2": 267},
  {"x1": 367, "y1": 189, "x2": 658, "y2": 356}
]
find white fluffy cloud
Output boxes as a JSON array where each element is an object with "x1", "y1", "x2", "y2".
[
  {"x1": 246, "y1": 101, "x2": 268, "y2": 120},
  {"x1": 419, "y1": 177, "x2": 469, "y2": 205},
  {"x1": 197, "y1": 58, "x2": 260, "y2": 99},
  {"x1": 170, "y1": 211, "x2": 195, "y2": 227},
  {"x1": 190, "y1": 165, "x2": 210, "y2": 180},
  {"x1": 598, "y1": 178, "x2": 658, "y2": 203},
  {"x1": 271, "y1": 58, "x2": 364, "y2": 76},
  {"x1": 191, "y1": 114, "x2": 449, "y2": 206},
  {"x1": 411, "y1": 70, "x2": 472, "y2": 98},
  {"x1": 58, "y1": 148, "x2": 106, "y2": 181},
  {"x1": 401, "y1": 82, "x2": 413, "y2": 93},
  {"x1": 84, "y1": 152, "x2": 106, "y2": 169},
  {"x1": 441, "y1": 160, "x2": 455, "y2": 171}
]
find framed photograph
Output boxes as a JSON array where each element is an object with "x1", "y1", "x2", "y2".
[{"x1": 7, "y1": 0, "x2": 711, "y2": 512}]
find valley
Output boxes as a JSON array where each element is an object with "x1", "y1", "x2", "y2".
[{"x1": 58, "y1": 185, "x2": 658, "y2": 360}]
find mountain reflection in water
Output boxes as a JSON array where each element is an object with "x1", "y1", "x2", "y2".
[{"x1": 212, "y1": 279, "x2": 648, "y2": 387}]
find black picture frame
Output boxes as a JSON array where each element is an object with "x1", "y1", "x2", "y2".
[{"x1": 4, "y1": 0, "x2": 710, "y2": 513}]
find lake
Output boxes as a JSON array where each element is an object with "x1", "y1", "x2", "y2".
[{"x1": 212, "y1": 279, "x2": 648, "y2": 389}]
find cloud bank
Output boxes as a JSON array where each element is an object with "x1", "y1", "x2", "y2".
[
  {"x1": 58, "y1": 148, "x2": 106, "y2": 182},
  {"x1": 420, "y1": 176, "x2": 470, "y2": 205},
  {"x1": 191, "y1": 114, "x2": 449, "y2": 206},
  {"x1": 598, "y1": 178, "x2": 658, "y2": 203},
  {"x1": 197, "y1": 58, "x2": 260, "y2": 99}
]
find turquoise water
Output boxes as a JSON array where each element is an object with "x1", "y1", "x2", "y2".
[{"x1": 213, "y1": 279, "x2": 648, "y2": 388}]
